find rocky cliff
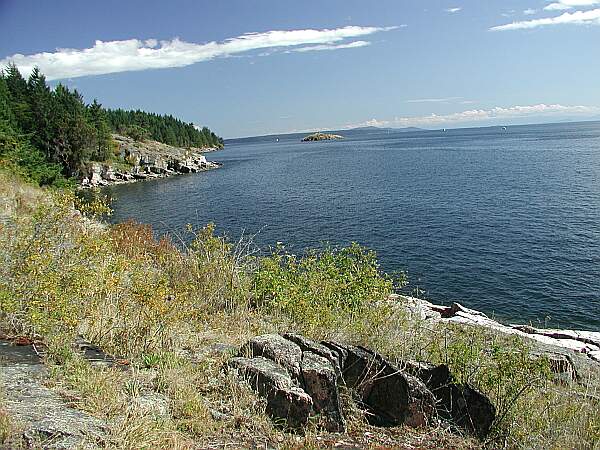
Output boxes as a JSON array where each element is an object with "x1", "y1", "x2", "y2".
[{"x1": 81, "y1": 134, "x2": 222, "y2": 187}]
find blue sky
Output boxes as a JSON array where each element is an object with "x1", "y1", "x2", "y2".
[{"x1": 1, "y1": 0, "x2": 599, "y2": 137}]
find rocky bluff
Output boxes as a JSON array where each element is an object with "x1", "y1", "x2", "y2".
[
  {"x1": 230, "y1": 333, "x2": 496, "y2": 437},
  {"x1": 81, "y1": 134, "x2": 222, "y2": 187}
]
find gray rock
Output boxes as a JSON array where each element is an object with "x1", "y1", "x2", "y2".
[
  {"x1": 322, "y1": 342, "x2": 376, "y2": 390},
  {"x1": 532, "y1": 350, "x2": 578, "y2": 383},
  {"x1": 130, "y1": 392, "x2": 169, "y2": 417},
  {"x1": 0, "y1": 365, "x2": 106, "y2": 449},
  {"x1": 300, "y1": 352, "x2": 345, "y2": 432},
  {"x1": 240, "y1": 334, "x2": 303, "y2": 378},
  {"x1": 0, "y1": 339, "x2": 41, "y2": 366},
  {"x1": 74, "y1": 337, "x2": 117, "y2": 368},
  {"x1": 283, "y1": 333, "x2": 343, "y2": 380},
  {"x1": 229, "y1": 356, "x2": 313, "y2": 429},
  {"x1": 149, "y1": 166, "x2": 167, "y2": 175}
]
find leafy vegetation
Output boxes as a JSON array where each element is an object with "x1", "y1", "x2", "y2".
[
  {"x1": 0, "y1": 65, "x2": 222, "y2": 186},
  {"x1": 254, "y1": 243, "x2": 403, "y2": 336}
]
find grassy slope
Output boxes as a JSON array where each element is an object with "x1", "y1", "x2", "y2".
[{"x1": 0, "y1": 172, "x2": 598, "y2": 449}]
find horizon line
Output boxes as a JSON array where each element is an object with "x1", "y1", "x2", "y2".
[{"x1": 224, "y1": 118, "x2": 600, "y2": 140}]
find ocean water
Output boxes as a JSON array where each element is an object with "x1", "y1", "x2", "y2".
[{"x1": 105, "y1": 121, "x2": 600, "y2": 331}]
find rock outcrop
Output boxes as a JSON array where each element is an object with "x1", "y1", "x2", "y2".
[
  {"x1": 81, "y1": 134, "x2": 222, "y2": 187},
  {"x1": 233, "y1": 334, "x2": 345, "y2": 432},
  {"x1": 230, "y1": 334, "x2": 496, "y2": 437},
  {"x1": 301, "y1": 133, "x2": 344, "y2": 142},
  {"x1": 397, "y1": 295, "x2": 600, "y2": 365},
  {"x1": 229, "y1": 356, "x2": 314, "y2": 430},
  {"x1": 0, "y1": 340, "x2": 107, "y2": 449}
]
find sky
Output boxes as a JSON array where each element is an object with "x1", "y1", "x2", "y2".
[{"x1": 1, "y1": 0, "x2": 599, "y2": 138}]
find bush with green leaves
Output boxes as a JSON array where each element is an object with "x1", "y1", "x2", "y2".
[{"x1": 253, "y1": 242, "x2": 404, "y2": 334}]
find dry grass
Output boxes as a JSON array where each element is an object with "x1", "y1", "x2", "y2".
[
  {"x1": 0, "y1": 387, "x2": 23, "y2": 449},
  {"x1": 0, "y1": 171, "x2": 47, "y2": 221}
]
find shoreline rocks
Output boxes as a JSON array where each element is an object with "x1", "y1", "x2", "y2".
[
  {"x1": 80, "y1": 134, "x2": 222, "y2": 188},
  {"x1": 0, "y1": 340, "x2": 108, "y2": 449},
  {"x1": 396, "y1": 295, "x2": 600, "y2": 364}
]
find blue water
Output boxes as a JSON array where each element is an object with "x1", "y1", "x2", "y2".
[{"x1": 105, "y1": 121, "x2": 600, "y2": 331}]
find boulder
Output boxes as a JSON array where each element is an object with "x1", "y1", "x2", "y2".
[
  {"x1": 229, "y1": 356, "x2": 313, "y2": 429},
  {"x1": 231, "y1": 335, "x2": 494, "y2": 436},
  {"x1": 90, "y1": 171, "x2": 103, "y2": 186},
  {"x1": 531, "y1": 350, "x2": 578, "y2": 383},
  {"x1": 149, "y1": 166, "x2": 167, "y2": 175},
  {"x1": 283, "y1": 333, "x2": 343, "y2": 380},
  {"x1": 240, "y1": 334, "x2": 303, "y2": 378},
  {"x1": 403, "y1": 374, "x2": 438, "y2": 428},
  {"x1": 300, "y1": 352, "x2": 345, "y2": 432}
]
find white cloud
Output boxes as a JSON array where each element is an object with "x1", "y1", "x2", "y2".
[
  {"x1": 524, "y1": 8, "x2": 538, "y2": 15},
  {"x1": 287, "y1": 40, "x2": 370, "y2": 53},
  {"x1": 345, "y1": 104, "x2": 599, "y2": 129},
  {"x1": 545, "y1": 3, "x2": 573, "y2": 10},
  {"x1": 445, "y1": 7, "x2": 462, "y2": 13},
  {"x1": 490, "y1": 8, "x2": 600, "y2": 30},
  {"x1": 544, "y1": 0, "x2": 600, "y2": 10},
  {"x1": 0, "y1": 26, "x2": 396, "y2": 80}
]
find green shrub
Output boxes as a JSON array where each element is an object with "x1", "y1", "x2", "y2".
[
  {"x1": 253, "y1": 242, "x2": 404, "y2": 334},
  {"x1": 123, "y1": 124, "x2": 149, "y2": 142},
  {"x1": 0, "y1": 131, "x2": 71, "y2": 188},
  {"x1": 428, "y1": 325, "x2": 557, "y2": 443}
]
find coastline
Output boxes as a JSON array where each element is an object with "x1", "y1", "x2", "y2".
[
  {"x1": 397, "y1": 294, "x2": 600, "y2": 364},
  {"x1": 80, "y1": 134, "x2": 223, "y2": 188}
]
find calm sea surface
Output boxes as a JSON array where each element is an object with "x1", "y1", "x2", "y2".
[{"x1": 105, "y1": 122, "x2": 600, "y2": 330}]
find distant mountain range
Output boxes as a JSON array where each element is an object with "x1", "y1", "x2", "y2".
[
  {"x1": 226, "y1": 126, "x2": 425, "y2": 143},
  {"x1": 345, "y1": 126, "x2": 424, "y2": 132}
]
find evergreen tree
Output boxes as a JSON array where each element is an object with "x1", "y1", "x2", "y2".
[
  {"x1": 50, "y1": 84, "x2": 96, "y2": 174},
  {"x1": 104, "y1": 108, "x2": 223, "y2": 148},
  {"x1": 0, "y1": 76, "x2": 17, "y2": 133},
  {"x1": 27, "y1": 67, "x2": 54, "y2": 157},
  {"x1": 4, "y1": 63, "x2": 32, "y2": 133},
  {"x1": 88, "y1": 99, "x2": 112, "y2": 161}
]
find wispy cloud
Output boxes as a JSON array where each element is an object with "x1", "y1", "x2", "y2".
[
  {"x1": 405, "y1": 97, "x2": 463, "y2": 103},
  {"x1": 544, "y1": 0, "x2": 600, "y2": 10},
  {"x1": 287, "y1": 40, "x2": 370, "y2": 53},
  {"x1": 524, "y1": 8, "x2": 538, "y2": 15},
  {"x1": 445, "y1": 7, "x2": 462, "y2": 13},
  {"x1": 490, "y1": 8, "x2": 600, "y2": 30},
  {"x1": 346, "y1": 104, "x2": 599, "y2": 128},
  {"x1": 0, "y1": 26, "x2": 396, "y2": 80}
]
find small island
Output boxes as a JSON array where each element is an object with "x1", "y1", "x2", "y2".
[{"x1": 301, "y1": 132, "x2": 344, "y2": 142}]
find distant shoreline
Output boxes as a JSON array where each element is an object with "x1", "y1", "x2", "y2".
[{"x1": 225, "y1": 118, "x2": 600, "y2": 141}]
